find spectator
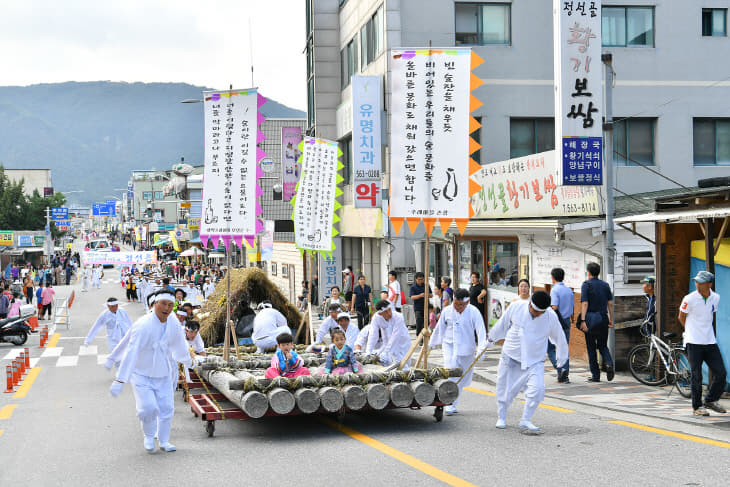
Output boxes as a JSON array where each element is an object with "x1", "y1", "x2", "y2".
[
  {"x1": 440, "y1": 276, "x2": 454, "y2": 309},
  {"x1": 578, "y1": 262, "x2": 614, "y2": 383},
  {"x1": 342, "y1": 267, "x2": 354, "y2": 312},
  {"x1": 0, "y1": 286, "x2": 9, "y2": 319},
  {"x1": 386, "y1": 271, "x2": 402, "y2": 312},
  {"x1": 409, "y1": 272, "x2": 432, "y2": 336},
  {"x1": 548, "y1": 268, "x2": 574, "y2": 384},
  {"x1": 642, "y1": 276, "x2": 657, "y2": 336},
  {"x1": 468, "y1": 272, "x2": 487, "y2": 324},
  {"x1": 678, "y1": 271, "x2": 727, "y2": 416},
  {"x1": 351, "y1": 275, "x2": 372, "y2": 330},
  {"x1": 41, "y1": 283, "x2": 55, "y2": 320}
]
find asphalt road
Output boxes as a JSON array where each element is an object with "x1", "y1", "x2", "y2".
[{"x1": 1, "y1": 263, "x2": 729, "y2": 486}]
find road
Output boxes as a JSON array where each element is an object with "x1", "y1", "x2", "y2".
[{"x1": 1, "y1": 264, "x2": 729, "y2": 486}]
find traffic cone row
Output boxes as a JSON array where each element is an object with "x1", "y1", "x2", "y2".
[
  {"x1": 4, "y1": 348, "x2": 30, "y2": 393},
  {"x1": 39, "y1": 326, "x2": 49, "y2": 348}
]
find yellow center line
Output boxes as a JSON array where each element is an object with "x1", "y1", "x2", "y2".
[
  {"x1": 320, "y1": 418, "x2": 478, "y2": 487},
  {"x1": 0, "y1": 404, "x2": 18, "y2": 419},
  {"x1": 465, "y1": 386, "x2": 575, "y2": 413},
  {"x1": 46, "y1": 333, "x2": 61, "y2": 348},
  {"x1": 608, "y1": 420, "x2": 730, "y2": 450},
  {"x1": 13, "y1": 367, "x2": 42, "y2": 399}
]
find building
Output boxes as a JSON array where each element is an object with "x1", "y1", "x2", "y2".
[
  {"x1": 4, "y1": 168, "x2": 52, "y2": 196},
  {"x1": 306, "y1": 0, "x2": 730, "y2": 360}
]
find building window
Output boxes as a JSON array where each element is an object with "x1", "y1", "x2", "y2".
[
  {"x1": 694, "y1": 118, "x2": 730, "y2": 165},
  {"x1": 154, "y1": 191, "x2": 164, "y2": 200},
  {"x1": 142, "y1": 191, "x2": 153, "y2": 200},
  {"x1": 509, "y1": 118, "x2": 555, "y2": 158},
  {"x1": 623, "y1": 251, "x2": 654, "y2": 284},
  {"x1": 613, "y1": 118, "x2": 655, "y2": 166},
  {"x1": 455, "y1": 2, "x2": 510, "y2": 45},
  {"x1": 602, "y1": 6, "x2": 655, "y2": 47},
  {"x1": 361, "y1": 5, "x2": 384, "y2": 69},
  {"x1": 340, "y1": 36, "x2": 359, "y2": 89},
  {"x1": 271, "y1": 262, "x2": 277, "y2": 276},
  {"x1": 703, "y1": 8, "x2": 727, "y2": 37},
  {"x1": 274, "y1": 220, "x2": 295, "y2": 233},
  {"x1": 340, "y1": 136, "x2": 352, "y2": 184},
  {"x1": 473, "y1": 116, "x2": 482, "y2": 164}
]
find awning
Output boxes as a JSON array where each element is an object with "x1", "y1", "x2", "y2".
[
  {"x1": 178, "y1": 247, "x2": 205, "y2": 257},
  {"x1": 208, "y1": 252, "x2": 225, "y2": 259},
  {"x1": 615, "y1": 207, "x2": 730, "y2": 224}
]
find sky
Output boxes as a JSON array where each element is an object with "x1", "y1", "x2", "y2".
[{"x1": 0, "y1": 0, "x2": 307, "y2": 110}]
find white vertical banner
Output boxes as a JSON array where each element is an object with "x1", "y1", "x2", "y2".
[
  {"x1": 293, "y1": 137, "x2": 339, "y2": 252},
  {"x1": 200, "y1": 89, "x2": 259, "y2": 241},
  {"x1": 261, "y1": 220, "x2": 274, "y2": 261},
  {"x1": 389, "y1": 48, "x2": 475, "y2": 231},
  {"x1": 554, "y1": 0, "x2": 603, "y2": 185},
  {"x1": 352, "y1": 75, "x2": 382, "y2": 208}
]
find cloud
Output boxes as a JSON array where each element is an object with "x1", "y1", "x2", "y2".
[{"x1": 0, "y1": 0, "x2": 306, "y2": 110}]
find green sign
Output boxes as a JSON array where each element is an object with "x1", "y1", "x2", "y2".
[{"x1": 33, "y1": 235, "x2": 45, "y2": 246}]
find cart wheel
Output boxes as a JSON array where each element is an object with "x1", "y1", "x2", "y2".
[
  {"x1": 434, "y1": 406, "x2": 443, "y2": 422},
  {"x1": 206, "y1": 421, "x2": 215, "y2": 437}
]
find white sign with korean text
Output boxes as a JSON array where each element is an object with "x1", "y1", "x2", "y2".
[
  {"x1": 390, "y1": 48, "x2": 471, "y2": 220},
  {"x1": 352, "y1": 76, "x2": 382, "y2": 209},
  {"x1": 471, "y1": 151, "x2": 602, "y2": 218},
  {"x1": 82, "y1": 251, "x2": 158, "y2": 266},
  {"x1": 201, "y1": 89, "x2": 258, "y2": 237},
  {"x1": 294, "y1": 137, "x2": 338, "y2": 252},
  {"x1": 531, "y1": 246, "x2": 585, "y2": 290},
  {"x1": 554, "y1": 0, "x2": 603, "y2": 185}
]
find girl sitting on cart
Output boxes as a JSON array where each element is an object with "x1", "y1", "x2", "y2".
[
  {"x1": 264, "y1": 333, "x2": 311, "y2": 379},
  {"x1": 318, "y1": 328, "x2": 363, "y2": 375}
]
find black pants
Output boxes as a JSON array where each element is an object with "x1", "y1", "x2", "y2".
[
  {"x1": 686, "y1": 343, "x2": 727, "y2": 410},
  {"x1": 355, "y1": 304, "x2": 369, "y2": 330},
  {"x1": 584, "y1": 320, "x2": 613, "y2": 379},
  {"x1": 415, "y1": 309, "x2": 425, "y2": 336}
]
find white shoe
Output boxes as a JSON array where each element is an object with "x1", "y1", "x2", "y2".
[
  {"x1": 159, "y1": 442, "x2": 176, "y2": 452},
  {"x1": 445, "y1": 405, "x2": 458, "y2": 415},
  {"x1": 143, "y1": 437, "x2": 155, "y2": 452},
  {"x1": 519, "y1": 421, "x2": 541, "y2": 435},
  {"x1": 495, "y1": 418, "x2": 506, "y2": 429}
]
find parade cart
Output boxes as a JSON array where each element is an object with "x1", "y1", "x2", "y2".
[{"x1": 181, "y1": 354, "x2": 461, "y2": 437}]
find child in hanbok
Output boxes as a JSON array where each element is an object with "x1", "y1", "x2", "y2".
[
  {"x1": 318, "y1": 328, "x2": 363, "y2": 375},
  {"x1": 264, "y1": 332, "x2": 311, "y2": 379}
]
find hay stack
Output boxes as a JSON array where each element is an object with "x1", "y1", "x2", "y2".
[{"x1": 196, "y1": 267, "x2": 301, "y2": 346}]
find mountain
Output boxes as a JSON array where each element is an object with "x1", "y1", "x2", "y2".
[{"x1": 0, "y1": 81, "x2": 305, "y2": 205}]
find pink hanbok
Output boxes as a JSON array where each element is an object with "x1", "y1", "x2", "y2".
[{"x1": 264, "y1": 350, "x2": 311, "y2": 379}]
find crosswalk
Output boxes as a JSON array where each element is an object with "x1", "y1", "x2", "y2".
[{"x1": 1, "y1": 344, "x2": 109, "y2": 369}]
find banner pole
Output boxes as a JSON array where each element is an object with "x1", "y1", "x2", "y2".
[{"x1": 223, "y1": 240, "x2": 231, "y2": 362}]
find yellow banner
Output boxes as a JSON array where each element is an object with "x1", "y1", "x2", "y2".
[
  {"x1": 135, "y1": 227, "x2": 142, "y2": 241},
  {"x1": 0, "y1": 231, "x2": 13, "y2": 246},
  {"x1": 168, "y1": 231, "x2": 181, "y2": 252}
]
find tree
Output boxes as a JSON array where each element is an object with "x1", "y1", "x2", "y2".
[{"x1": 0, "y1": 164, "x2": 67, "y2": 235}]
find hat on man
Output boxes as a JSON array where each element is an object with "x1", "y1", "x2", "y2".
[
  {"x1": 342, "y1": 268, "x2": 350, "y2": 274},
  {"x1": 337, "y1": 312, "x2": 350, "y2": 321},
  {"x1": 693, "y1": 270, "x2": 714, "y2": 283},
  {"x1": 641, "y1": 276, "x2": 656, "y2": 284}
]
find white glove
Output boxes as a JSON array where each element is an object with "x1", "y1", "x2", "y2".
[
  {"x1": 109, "y1": 381, "x2": 124, "y2": 397},
  {"x1": 476, "y1": 347, "x2": 488, "y2": 361},
  {"x1": 104, "y1": 359, "x2": 115, "y2": 371}
]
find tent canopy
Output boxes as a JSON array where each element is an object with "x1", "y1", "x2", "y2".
[{"x1": 179, "y1": 247, "x2": 205, "y2": 257}]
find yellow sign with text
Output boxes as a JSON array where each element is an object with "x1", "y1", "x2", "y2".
[{"x1": 0, "y1": 231, "x2": 13, "y2": 246}]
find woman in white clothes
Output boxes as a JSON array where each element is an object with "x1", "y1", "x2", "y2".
[
  {"x1": 84, "y1": 297, "x2": 133, "y2": 359},
  {"x1": 109, "y1": 290, "x2": 194, "y2": 453}
]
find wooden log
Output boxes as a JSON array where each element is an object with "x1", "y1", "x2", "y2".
[
  {"x1": 411, "y1": 381, "x2": 436, "y2": 407},
  {"x1": 389, "y1": 382, "x2": 415, "y2": 408},
  {"x1": 342, "y1": 385, "x2": 367, "y2": 411},
  {"x1": 318, "y1": 386, "x2": 344, "y2": 412},
  {"x1": 196, "y1": 368, "x2": 268, "y2": 419},
  {"x1": 433, "y1": 379, "x2": 459, "y2": 405},
  {"x1": 241, "y1": 390, "x2": 269, "y2": 418},
  {"x1": 294, "y1": 388, "x2": 320, "y2": 414},
  {"x1": 267, "y1": 387, "x2": 296, "y2": 415}
]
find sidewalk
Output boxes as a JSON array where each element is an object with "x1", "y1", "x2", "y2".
[{"x1": 426, "y1": 343, "x2": 730, "y2": 429}]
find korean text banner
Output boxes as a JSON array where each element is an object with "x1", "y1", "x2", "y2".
[
  {"x1": 554, "y1": 0, "x2": 603, "y2": 185},
  {"x1": 293, "y1": 137, "x2": 342, "y2": 253},
  {"x1": 282, "y1": 127, "x2": 303, "y2": 202},
  {"x1": 200, "y1": 88, "x2": 264, "y2": 249},
  {"x1": 82, "y1": 251, "x2": 158, "y2": 266},
  {"x1": 352, "y1": 76, "x2": 382, "y2": 209},
  {"x1": 471, "y1": 150, "x2": 602, "y2": 219},
  {"x1": 0, "y1": 231, "x2": 13, "y2": 246},
  {"x1": 389, "y1": 48, "x2": 483, "y2": 236}
]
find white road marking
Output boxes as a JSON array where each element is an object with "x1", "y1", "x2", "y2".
[
  {"x1": 40, "y1": 347, "x2": 63, "y2": 358},
  {"x1": 78, "y1": 345, "x2": 97, "y2": 355},
  {"x1": 2, "y1": 349, "x2": 23, "y2": 361},
  {"x1": 29, "y1": 358, "x2": 40, "y2": 367},
  {"x1": 97, "y1": 354, "x2": 110, "y2": 365},
  {"x1": 56, "y1": 356, "x2": 79, "y2": 367}
]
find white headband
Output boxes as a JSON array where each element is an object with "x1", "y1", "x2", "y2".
[
  {"x1": 153, "y1": 292, "x2": 175, "y2": 303},
  {"x1": 106, "y1": 300, "x2": 120, "y2": 306},
  {"x1": 456, "y1": 297, "x2": 469, "y2": 303},
  {"x1": 176, "y1": 309, "x2": 187, "y2": 316},
  {"x1": 530, "y1": 300, "x2": 549, "y2": 312}
]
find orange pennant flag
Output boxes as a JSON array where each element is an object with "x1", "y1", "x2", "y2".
[
  {"x1": 454, "y1": 219, "x2": 469, "y2": 235},
  {"x1": 470, "y1": 157, "x2": 481, "y2": 176},
  {"x1": 469, "y1": 116, "x2": 481, "y2": 135},
  {"x1": 470, "y1": 51, "x2": 485, "y2": 70},
  {"x1": 469, "y1": 136, "x2": 482, "y2": 156},
  {"x1": 390, "y1": 217, "x2": 404, "y2": 236},
  {"x1": 469, "y1": 178, "x2": 481, "y2": 197},
  {"x1": 406, "y1": 218, "x2": 421, "y2": 234},
  {"x1": 470, "y1": 94, "x2": 483, "y2": 113},
  {"x1": 438, "y1": 219, "x2": 452, "y2": 235},
  {"x1": 470, "y1": 72, "x2": 484, "y2": 91},
  {"x1": 423, "y1": 218, "x2": 437, "y2": 236}
]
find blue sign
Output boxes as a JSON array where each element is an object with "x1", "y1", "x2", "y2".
[
  {"x1": 54, "y1": 220, "x2": 70, "y2": 227},
  {"x1": 18, "y1": 235, "x2": 33, "y2": 247},
  {"x1": 92, "y1": 203, "x2": 116, "y2": 216},
  {"x1": 106, "y1": 199, "x2": 116, "y2": 205},
  {"x1": 562, "y1": 137, "x2": 603, "y2": 185},
  {"x1": 51, "y1": 207, "x2": 69, "y2": 220},
  {"x1": 45, "y1": 224, "x2": 50, "y2": 236}
]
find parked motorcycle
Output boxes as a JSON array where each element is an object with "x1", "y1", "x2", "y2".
[{"x1": 0, "y1": 305, "x2": 35, "y2": 346}]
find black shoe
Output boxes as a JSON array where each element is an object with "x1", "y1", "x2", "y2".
[
  {"x1": 587, "y1": 377, "x2": 601, "y2": 383},
  {"x1": 557, "y1": 369, "x2": 569, "y2": 383},
  {"x1": 606, "y1": 366, "x2": 614, "y2": 382},
  {"x1": 563, "y1": 378, "x2": 570, "y2": 384}
]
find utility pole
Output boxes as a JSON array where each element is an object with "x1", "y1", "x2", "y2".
[
  {"x1": 602, "y1": 53, "x2": 616, "y2": 360},
  {"x1": 44, "y1": 207, "x2": 52, "y2": 264}
]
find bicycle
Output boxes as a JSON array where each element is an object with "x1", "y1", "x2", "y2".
[{"x1": 627, "y1": 315, "x2": 691, "y2": 398}]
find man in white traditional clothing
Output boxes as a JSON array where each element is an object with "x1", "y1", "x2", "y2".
[
  {"x1": 366, "y1": 300, "x2": 411, "y2": 367},
  {"x1": 186, "y1": 281, "x2": 202, "y2": 305},
  {"x1": 430, "y1": 288, "x2": 487, "y2": 415},
  {"x1": 109, "y1": 290, "x2": 194, "y2": 452},
  {"x1": 81, "y1": 266, "x2": 91, "y2": 292},
  {"x1": 91, "y1": 265, "x2": 103, "y2": 289},
  {"x1": 252, "y1": 302, "x2": 291, "y2": 353},
  {"x1": 202, "y1": 277, "x2": 215, "y2": 300},
  {"x1": 487, "y1": 291, "x2": 568, "y2": 434},
  {"x1": 84, "y1": 297, "x2": 133, "y2": 361},
  {"x1": 315, "y1": 304, "x2": 344, "y2": 344}
]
